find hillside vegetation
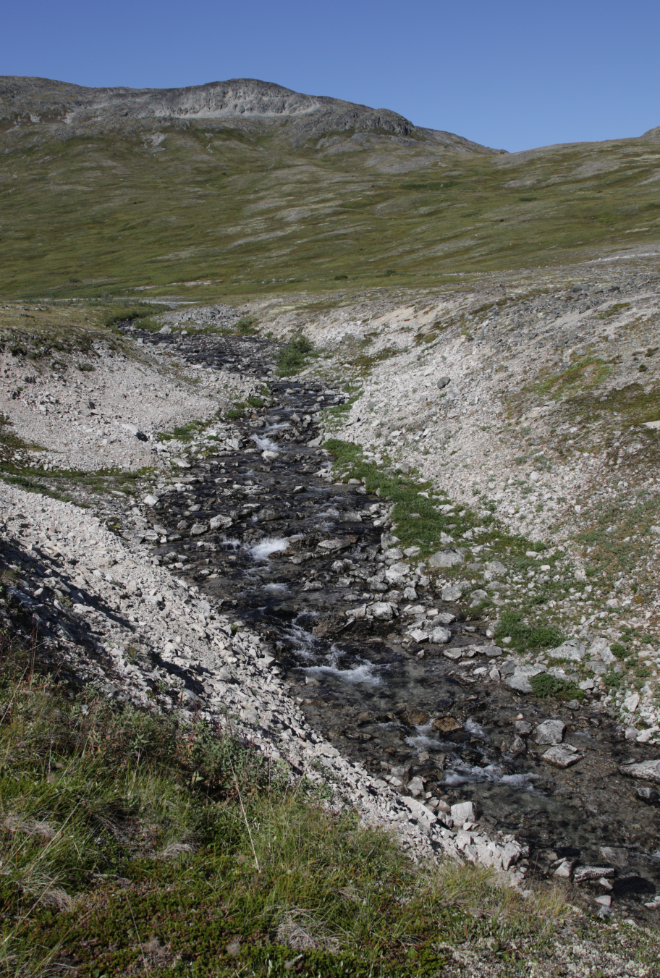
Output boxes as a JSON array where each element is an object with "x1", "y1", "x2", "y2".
[{"x1": 0, "y1": 78, "x2": 659, "y2": 302}]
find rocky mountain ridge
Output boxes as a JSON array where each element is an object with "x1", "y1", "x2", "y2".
[{"x1": 0, "y1": 75, "x2": 497, "y2": 152}]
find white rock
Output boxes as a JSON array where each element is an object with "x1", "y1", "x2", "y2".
[
  {"x1": 534, "y1": 719, "x2": 566, "y2": 745},
  {"x1": 547, "y1": 638, "x2": 585, "y2": 662},
  {"x1": 623, "y1": 690, "x2": 640, "y2": 713},
  {"x1": 542, "y1": 744, "x2": 583, "y2": 768},
  {"x1": 451, "y1": 801, "x2": 476, "y2": 824},
  {"x1": 429, "y1": 549, "x2": 464, "y2": 568},
  {"x1": 143, "y1": 494, "x2": 159, "y2": 507},
  {"x1": 430, "y1": 626, "x2": 451, "y2": 644},
  {"x1": 369, "y1": 601, "x2": 395, "y2": 621},
  {"x1": 619, "y1": 758, "x2": 660, "y2": 784}
]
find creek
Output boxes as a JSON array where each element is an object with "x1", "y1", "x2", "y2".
[{"x1": 128, "y1": 327, "x2": 660, "y2": 914}]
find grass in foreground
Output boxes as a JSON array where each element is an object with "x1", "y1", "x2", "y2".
[{"x1": 0, "y1": 628, "x2": 589, "y2": 978}]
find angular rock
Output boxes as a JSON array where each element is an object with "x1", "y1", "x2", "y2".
[
  {"x1": 143, "y1": 494, "x2": 159, "y2": 507},
  {"x1": 190, "y1": 522, "x2": 209, "y2": 536},
  {"x1": 429, "y1": 549, "x2": 464, "y2": 569},
  {"x1": 430, "y1": 626, "x2": 451, "y2": 644},
  {"x1": 619, "y1": 758, "x2": 660, "y2": 785},
  {"x1": 504, "y1": 664, "x2": 545, "y2": 693},
  {"x1": 547, "y1": 638, "x2": 585, "y2": 662},
  {"x1": 451, "y1": 800, "x2": 476, "y2": 824},
  {"x1": 485, "y1": 559, "x2": 507, "y2": 577},
  {"x1": 534, "y1": 719, "x2": 566, "y2": 745},
  {"x1": 385, "y1": 562, "x2": 409, "y2": 586},
  {"x1": 514, "y1": 720, "x2": 533, "y2": 735},
  {"x1": 511, "y1": 735, "x2": 526, "y2": 754},
  {"x1": 623, "y1": 690, "x2": 640, "y2": 713},
  {"x1": 209, "y1": 514, "x2": 233, "y2": 530},
  {"x1": 441, "y1": 585, "x2": 464, "y2": 602},
  {"x1": 409, "y1": 628, "x2": 429, "y2": 643},
  {"x1": 542, "y1": 744, "x2": 583, "y2": 768},
  {"x1": 437, "y1": 376, "x2": 451, "y2": 390},
  {"x1": 369, "y1": 601, "x2": 395, "y2": 621},
  {"x1": 554, "y1": 858, "x2": 577, "y2": 878},
  {"x1": 573, "y1": 866, "x2": 615, "y2": 885},
  {"x1": 599, "y1": 846, "x2": 629, "y2": 868}
]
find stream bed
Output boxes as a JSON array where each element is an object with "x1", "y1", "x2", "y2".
[{"x1": 129, "y1": 327, "x2": 660, "y2": 917}]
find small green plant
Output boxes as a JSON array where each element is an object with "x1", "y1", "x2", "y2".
[
  {"x1": 235, "y1": 315, "x2": 258, "y2": 335},
  {"x1": 76, "y1": 362, "x2": 95, "y2": 372},
  {"x1": 610, "y1": 642, "x2": 629, "y2": 660},
  {"x1": 602, "y1": 670, "x2": 622, "y2": 690},
  {"x1": 529, "y1": 672, "x2": 584, "y2": 701},
  {"x1": 276, "y1": 335, "x2": 315, "y2": 376},
  {"x1": 494, "y1": 611, "x2": 563, "y2": 653},
  {"x1": 247, "y1": 395, "x2": 264, "y2": 409}
]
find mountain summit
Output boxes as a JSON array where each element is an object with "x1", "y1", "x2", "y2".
[{"x1": 0, "y1": 76, "x2": 500, "y2": 153}]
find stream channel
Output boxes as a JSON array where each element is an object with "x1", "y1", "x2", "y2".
[{"x1": 128, "y1": 327, "x2": 660, "y2": 916}]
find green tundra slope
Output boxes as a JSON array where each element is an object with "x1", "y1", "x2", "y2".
[{"x1": 0, "y1": 77, "x2": 659, "y2": 302}]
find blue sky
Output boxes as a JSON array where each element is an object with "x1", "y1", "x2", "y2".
[{"x1": 2, "y1": 0, "x2": 658, "y2": 152}]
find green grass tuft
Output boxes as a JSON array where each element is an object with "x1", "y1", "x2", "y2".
[{"x1": 494, "y1": 611, "x2": 564, "y2": 654}]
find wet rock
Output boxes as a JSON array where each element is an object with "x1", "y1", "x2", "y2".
[
  {"x1": 514, "y1": 720, "x2": 533, "y2": 735},
  {"x1": 257, "y1": 508, "x2": 278, "y2": 522},
  {"x1": 636, "y1": 784, "x2": 659, "y2": 803},
  {"x1": 511, "y1": 735, "x2": 527, "y2": 754},
  {"x1": 534, "y1": 719, "x2": 566, "y2": 745},
  {"x1": 432, "y1": 716, "x2": 462, "y2": 733},
  {"x1": 573, "y1": 866, "x2": 615, "y2": 885},
  {"x1": 620, "y1": 758, "x2": 660, "y2": 785},
  {"x1": 409, "y1": 628, "x2": 429, "y2": 642},
  {"x1": 430, "y1": 626, "x2": 451, "y2": 644},
  {"x1": 542, "y1": 744, "x2": 583, "y2": 768},
  {"x1": 302, "y1": 580, "x2": 323, "y2": 591},
  {"x1": 209, "y1": 514, "x2": 233, "y2": 530},
  {"x1": 190, "y1": 522, "x2": 209, "y2": 536},
  {"x1": 429, "y1": 549, "x2": 464, "y2": 569},
  {"x1": 369, "y1": 601, "x2": 396, "y2": 620},
  {"x1": 600, "y1": 846, "x2": 629, "y2": 868}
]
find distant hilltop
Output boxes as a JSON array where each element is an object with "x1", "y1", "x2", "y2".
[{"x1": 0, "y1": 75, "x2": 503, "y2": 153}]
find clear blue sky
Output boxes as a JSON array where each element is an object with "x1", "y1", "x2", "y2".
[{"x1": 2, "y1": 0, "x2": 658, "y2": 152}]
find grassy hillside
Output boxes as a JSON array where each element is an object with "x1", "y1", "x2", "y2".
[{"x1": 1, "y1": 120, "x2": 659, "y2": 303}]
